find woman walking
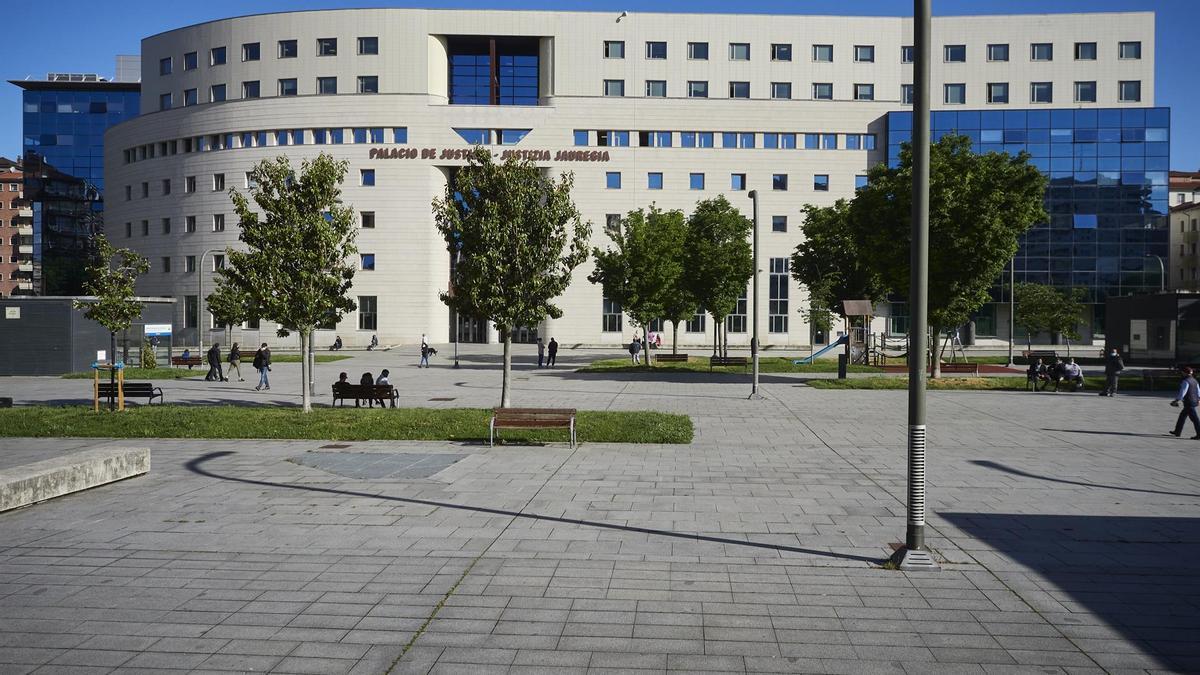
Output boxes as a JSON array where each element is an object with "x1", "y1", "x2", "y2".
[
  {"x1": 253, "y1": 342, "x2": 272, "y2": 391},
  {"x1": 227, "y1": 342, "x2": 244, "y2": 382}
]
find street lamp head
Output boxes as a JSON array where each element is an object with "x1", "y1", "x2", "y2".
[{"x1": 747, "y1": 189, "x2": 757, "y2": 198}]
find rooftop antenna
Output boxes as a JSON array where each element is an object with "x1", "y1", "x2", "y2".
[{"x1": 616, "y1": 11, "x2": 627, "y2": 22}]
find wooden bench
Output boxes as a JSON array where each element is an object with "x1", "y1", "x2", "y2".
[
  {"x1": 96, "y1": 382, "x2": 163, "y2": 405},
  {"x1": 655, "y1": 353, "x2": 690, "y2": 363},
  {"x1": 490, "y1": 408, "x2": 577, "y2": 448},
  {"x1": 331, "y1": 383, "x2": 398, "y2": 408},
  {"x1": 935, "y1": 362, "x2": 980, "y2": 375},
  {"x1": 710, "y1": 356, "x2": 749, "y2": 371},
  {"x1": 1021, "y1": 350, "x2": 1058, "y2": 364},
  {"x1": 170, "y1": 355, "x2": 202, "y2": 368}
]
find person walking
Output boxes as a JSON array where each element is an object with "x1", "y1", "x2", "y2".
[
  {"x1": 1169, "y1": 367, "x2": 1200, "y2": 439},
  {"x1": 547, "y1": 337, "x2": 559, "y2": 367},
  {"x1": 536, "y1": 337, "x2": 546, "y2": 368},
  {"x1": 1101, "y1": 348, "x2": 1124, "y2": 397},
  {"x1": 629, "y1": 335, "x2": 641, "y2": 365},
  {"x1": 205, "y1": 342, "x2": 226, "y2": 382},
  {"x1": 227, "y1": 342, "x2": 244, "y2": 382},
  {"x1": 419, "y1": 336, "x2": 431, "y2": 368},
  {"x1": 253, "y1": 342, "x2": 272, "y2": 391}
]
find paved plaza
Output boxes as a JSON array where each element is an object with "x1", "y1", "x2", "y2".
[{"x1": 1, "y1": 348, "x2": 1197, "y2": 674}]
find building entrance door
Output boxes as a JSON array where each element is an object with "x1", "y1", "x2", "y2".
[{"x1": 452, "y1": 311, "x2": 489, "y2": 343}]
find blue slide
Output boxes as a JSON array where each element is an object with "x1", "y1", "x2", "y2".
[{"x1": 793, "y1": 334, "x2": 849, "y2": 365}]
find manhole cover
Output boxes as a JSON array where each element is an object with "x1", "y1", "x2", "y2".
[
  {"x1": 429, "y1": 397, "x2": 456, "y2": 401},
  {"x1": 290, "y1": 452, "x2": 467, "y2": 479}
]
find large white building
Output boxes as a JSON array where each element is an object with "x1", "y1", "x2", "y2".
[{"x1": 105, "y1": 8, "x2": 1156, "y2": 348}]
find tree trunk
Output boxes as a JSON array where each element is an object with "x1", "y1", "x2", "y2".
[
  {"x1": 109, "y1": 331, "x2": 117, "y2": 411},
  {"x1": 931, "y1": 325, "x2": 944, "y2": 379},
  {"x1": 308, "y1": 334, "x2": 316, "y2": 397},
  {"x1": 1065, "y1": 336, "x2": 1072, "y2": 359},
  {"x1": 672, "y1": 322, "x2": 679, "y2": 355},
  {"x1": 500, "y1": 334, "x2": 512, "y2": 408},
  {"x1": 712, "y1": 318, "x2": 718, "y2": 357},
  {"x1": 299, "y1": 330, "x2": 312, "y2": 412}
]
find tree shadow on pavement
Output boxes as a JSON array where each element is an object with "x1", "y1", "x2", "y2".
[{"x1": 970, "y1": 459, "x2": 1200, "y2": 499}]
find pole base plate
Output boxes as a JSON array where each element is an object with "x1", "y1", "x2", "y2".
[{"x1": 890, "y1": 547, "x2": 940, "y2": 571}]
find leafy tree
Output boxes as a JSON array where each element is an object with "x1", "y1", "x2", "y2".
[
  {"x1": 206, "y1": 277, "x2": 256, "y2": 346},
  {"x1": 848, "y1": 134, "x2": 1047, "y2": 377},
  {"x1": 589, "y1": 206, "x2": 688, "y2": 365},
  {"x1": 1014, "y1": 282, "x2": 1087, "y2": 356},
  {"x1": 433, "y1": 147, "x2": 590, "y2": 407},
  {"x1": 684, "y1": 196, "x2": 754, "y2": 357},
  {"x1": 221, "y1": 154, "x2": 358, "y2": 412},
  {"x1": 73, "y1": 234, "x2": 149, "y2": 409},
  {"x1": 791, "y1": 200, "x2": 889, "y2": 319}
]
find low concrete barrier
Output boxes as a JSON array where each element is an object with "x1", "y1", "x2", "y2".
[{"x1": 0, "y1": 447, "x2": 150, "y2": 513}]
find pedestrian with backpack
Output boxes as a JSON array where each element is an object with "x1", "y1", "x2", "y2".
[{"x1": 1169, "y1": 367, "x2": 1200, "y2": 439}]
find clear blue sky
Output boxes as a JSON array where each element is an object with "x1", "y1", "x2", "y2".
[{"x1": 6, "y1": 0, "x2": 1198, "y2": 169}]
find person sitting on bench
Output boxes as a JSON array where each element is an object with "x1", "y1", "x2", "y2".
[
  {"x1": 181, "y1": 348, "x2": 194, "y2": 369},
  {"x1": 1027, "y1": 359, "x2": 1049, "y2": 391},
  {"x1": 1059, "y1": 358, "x2": 1085, "y2": 392}
]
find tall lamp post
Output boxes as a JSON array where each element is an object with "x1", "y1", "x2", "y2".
[
  {"x1": 893, "y1": 0, "x2": 938, "y2": 571},
  {"x1": 1007, "y1": 257, "x2": 1015, "y2": 368},
  {"x1": 748, "y1": 189, "x2": 762, "y2": 399},
  {"x1": 1145, "y1": 253, "x2": 1165, "y2": 292}
]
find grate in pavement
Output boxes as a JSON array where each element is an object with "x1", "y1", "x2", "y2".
[
  {"x1": 289, "y1": 452, "x2": 467, "y2": 480},
  {"x1": 319, "y1": 443, "x2": 352, "y2": 449},
  {"x1": 429, "y1": 397, "x2": 456, "y2": 401}
]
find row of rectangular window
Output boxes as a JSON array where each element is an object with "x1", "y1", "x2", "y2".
[
  {"x1": 158, "y1": 37, "x2": 380, "y2": 75},
  {"x1": 914, "y1": 80, "x2": 1143, "y2": 106},
  {"x1": 613, "y1": 80, "x2": 881, "y2": 101},
  {"x1": 601, "y1": 40, "x2": 1141, "y2": 63},
  {"x1": 573, "y1": 130, "x2": 874, "y2": 151},
  {"x1": 121, "y1": 208, "x2": 378, "y2": 238},
  {"x1": 123, "y1": 127, "x2": 408, "y2": 164},
  {"x1": 159, "y1": 76, "x2": 380, "y2": 110},
  {"x1": 605, "y1": 171, "x2": 857, "y2": 192}
]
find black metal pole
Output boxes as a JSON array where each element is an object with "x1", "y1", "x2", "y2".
[{"x1": 109, "y1": 331, "x2": 116, "y2": 411}]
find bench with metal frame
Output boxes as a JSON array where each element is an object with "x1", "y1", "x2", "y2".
[
  {"x1": 1020, "y1": 350, "x2": 1058, "y2": 364},
  {"x1": 936, "y1": 362, "x2": 980, "y2": 375},
  {"x1": 170, "y1": 355, "x2": 203, "y2": 368},
  {"x1": 490, "y1": 407, "x2": 577, "y2": 448},
  {"x1": 97, "y1": 382, "x2": 163, "y2": 405},
  {"x1": 709, "y1": 356, "x2": 749, "y2": 372},
  {"x1": 331, "y1": 383, "x2": 398, "y2": 408},
  {"x1": 654, "y1": 353, "x2": 690, "y2": 363}
]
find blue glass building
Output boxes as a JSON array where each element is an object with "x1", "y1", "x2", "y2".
[
  {"x1": 10, "y1": 76, "x2": 139, "y2": 294},
  {"x1": 887, "y1": 107, "x2": 1170, "y2": 338}
]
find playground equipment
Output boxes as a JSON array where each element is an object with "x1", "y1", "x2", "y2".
[
  {"x1": 794, "y1": 334, "x2": 848, "y2": 364},
  {"x1": 92, "y1": 361, "x2": 126, "y2": 412}
]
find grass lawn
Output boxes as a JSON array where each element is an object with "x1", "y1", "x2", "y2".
[
  {"x1": 806, "y1": 375, "x2": 1170, "y2": 391},
  {"x1": 62, "y1": 367, "x2": 196, "y2": 380},
  {"x1": 0, "y1": 405, "x2": 694, "y2": 444},
  {"x1": 579, "y1": 356, "x2": 879, "y2": 374}
]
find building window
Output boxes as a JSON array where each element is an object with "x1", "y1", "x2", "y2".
[
  {"x1": 688, "y1": 42, "x2": 709, "y2": 60},
  {"x1": 279, "y1": 79, "x2": 298, "y2": 96},
  {"x1": 854, "y1": 83, "x2": 874, "y2": 101},
  {"x1": 854, "y1": 45, "x2": 875, "y2": 62},
  {"x1": 771, "y1": 82, "x2": 792, "y2": 100},
  {"x1": 771, "y1": 43, "x2": 792, "y2": 61},
  {"x1": 361, "y1": 211, "x2": 375, "y2": 229},
  {"x1": 183, "y1": 88, "x2": 197, "y2": 106},
  {"x1": 212, "y1": 173, "x2": 225, "y2": 191},
  {"x1": 845, "y1": 134, "x2": 876, "y2": 150},
  {"x1": 901, "y1": 46, "x2": 914, "y2": 63},
  {"x1": 603, "y1": 40, "x2": 624, "y2": 59},
  {"x1": 211, "y1": 254, "x2": 225, "y2": 271},
  {"x1": 721, "y1": 132, "x2": 755, "y2": 149},
  {"x1": 211, "y1": 214, "x2": 225, "y2": 232},
  {"x1": 360, "y1": 169, "x2": 375, "y2": 186},
  {"x1": 603, "y1": 80, "x2": 625, "y2": 97},
  {"x1": 242, "y1": 81, "x2": 260, "y2": 99},
  {"x1": 317, "y1": 77, "x2": 337, "y2": 95},
  {"x1": 772, "y1": 215, "x2": 787, "y2": 232},
  {"x1": 639, "y1": 131, "x2": 672, "y2": 147},
  {"x1": 731, "y1": 173, "x2": 746, "y2": 191},
  {"x1": 185, "y1": 256, "x2": 196, "y2": 273},
  {"x1": 646, "y1": 41, "x2": 667, "y2": 59},
  {"x1": 162, "y1": 179, "x2": 171, "y2": 195},
  {"x1": 726, "y1": 292, "x2": 747, "y2": 333},
  {"x1": 902, "y1": 84, "x2": 914, "y2": 105},
  {"x1": 812, "y1": 44, "x2": 833, "y2": 62},
  {"x1": 769, "y1": 258, "x2": 789, "y2": 333},
  {"x1": 772, "y1": 174, "x2": 788, "y2": 191},
  {"x1": 360, "y1": 253, "x2": 375, "y2": 271},
  {"x1": 239, "y1": 42, "x2": 260, "y2": 62},
  {"x1": 159, "y1": 93, "x2": 172, "y2": 110},
  {"x1": 812, "y1": 82, "x2": 833, "y2": 100},
  {"x1": 358, "y1": 36, "x2": 379, "y2": 55},
  {"x1": 690, "y1": 173, "x2": 705, "y2": 190},
  {"x1": 141, "y1": 220, "x2": 149, "y2": 236},
  {"x1": 185, "y1": 216, "x2": 196, "y2": 233},
  {"x1": 944, "y1": 44, "x2": 966, "y2": 62},
  {"x1": 185, "y1": 176, "x2": 196, "y2": 193},
  {"x1": 358, "y1": 296, "x2": 377, "y2": 330},
  {"x1": 987, "y1": 43, "x2": 1009, "y2": 62},
  {"x1": 1119, "y1": 80, "x2": 1141, "y2": 102},
  {"x1": 1030, "y1": 81, "x2": 1053, "y2": 103},
  {"x1": 210, "y1": 84, "x2": 226, "y2": 102},
  {"x1": 184, "y1": 296, "x2": 197, "y2": 328},
  {"x1": 278, "y1": 39, "x2": 298, "y2": 58},
  {"x1": 140, "y1": 182, "x2": 149, "y2": 198},
  {"x1": 598, "y1": 131, "x2": 630, "y2": 147},
  {"x1": 162, "y1": 217, "x2": 171, "y2": 234},
  {"x1": 729, "y1": 81, "x2": 750, "y2": 99},
  {"x1": 602, "y1": 298, "x2": 622, "y2": 332},
  {"x1": 1074, "y1": 42, "x2": 1097, "y2": 60},
  {"x1": 763, "y1": 133, "x2": 796, "y2": 149},
  {"x1": 606, "y1": 172, "x2": 621, "y2": 189},
  {"x1": 813, "y1": 174, "x2": 829, "y2": 191},
  {"x1": 729, "y1": 43, "x2": 750, "y2": 61},
  {"x1": 317, "y1": 37, "x2": 337, "y2": 56},
  {"x1": 1030, "y1": 43, "x2": 1053, "y2": 61},
  {"x1": 685, "y1": 309, "x2": 706, "y2": 333},
  {"x1": 647, "y1": 172, "x2": 663, "y2": 190},
  {"x1": 184, "y1": 52, "x2": 197, "y2": 70},
  {"x1": 987, "y1": 82, "x2": 1009, "y2": 104},
  {"x1": 123, "y1": 222, "x2": 132, "y2": 238},
  {"x1": 162, "y1": 257, "x2": 171, "y2": 273},
  {"x1": 358, "y1": 76, "x2": 379, "y2": 94},
  {"x1": 573, "y1": 130, "x2": 589, "y2": 146},
  {"x1": 645, "y1": 80, "x2": 666, "y2": 97},
  {"x1": 944, "y1": 83, "x2": 966, "y2": 105},
  {"x1": 855, "y1": 175, "x2": 869, "y2": 191},
  {"x1": 159, "y1": 57, "x2": 172, "y2": 75},
  {"x1": 687, "y1": 81, "x2": 709, "y2": 98},
  {"x1": 1074, "y1": 81, "x2": 1097, "y2": 103},
  {"x1": 1119, "y1": 41, "x2": 1141, "y2": 60},
  {"x1": 209, "y1": 46, "x2": 227, "y2": 66},
  {"x1": 393, "y1": 127, "x2": 407, "y2": 143}
]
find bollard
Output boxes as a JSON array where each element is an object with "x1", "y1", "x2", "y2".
[{"x1": 837, "y1": 353, "x2": 848, "y2": 379}]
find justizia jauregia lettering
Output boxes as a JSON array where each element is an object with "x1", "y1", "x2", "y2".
[{"x1": 367, "y1": 148, "x2": 610, "y2": 162}]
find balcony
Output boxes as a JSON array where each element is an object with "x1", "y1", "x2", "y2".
[
  {"x1": 17, "y1": 208, "x2": 32, "y2": 218},
  {"x1": 17, "y1": 244, "x2": 32, "y2": 255},
  {"x1": 17, "y1": 224, "x2": 32, "y2": 235},
  {"x1": 17, "y1": 262, "x2": 33, "y2": 272}
]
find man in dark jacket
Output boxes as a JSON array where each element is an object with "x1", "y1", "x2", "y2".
[
  {"x1": 205, "y1": 342, "x2": 226, "y2": 382},
  {"x1": 1102, "y1": 348, "x2": 1124, "y2": 396},
  {"x1": 547, "y1": 338, "x2": 559, "y2": 367},
  {"x1": 1169, "y1": 367, "x2": 1200, "y2": 439}
]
